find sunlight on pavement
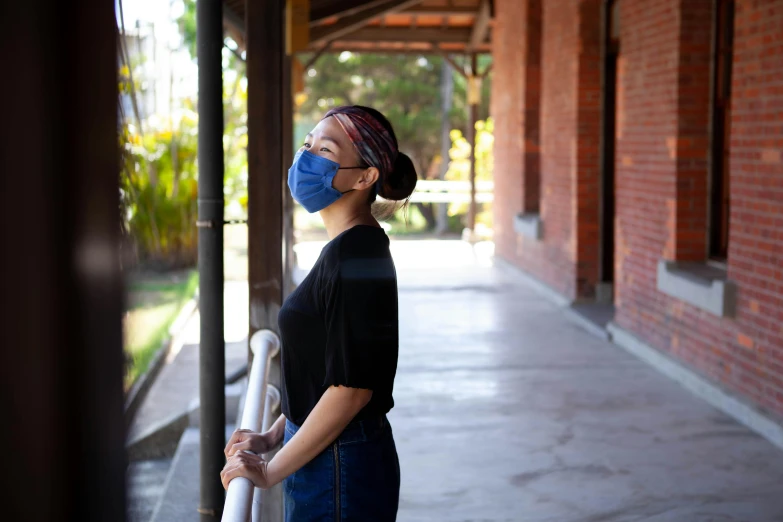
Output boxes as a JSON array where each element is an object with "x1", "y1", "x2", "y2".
[
  {"x1": 176, "y1": 239, "x2": 496, "y2": 352},
  {"x1": 294, "y1": 239, "x2": 495, "y2": 271}
]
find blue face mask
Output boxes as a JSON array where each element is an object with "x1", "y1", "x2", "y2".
[{"x1": 287, "y1": 149, "x2": 365, "y2": 213}]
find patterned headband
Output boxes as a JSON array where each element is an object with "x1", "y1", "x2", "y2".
[{"x1": 323, "y1": 106, "x2": 398, "y2": 191}]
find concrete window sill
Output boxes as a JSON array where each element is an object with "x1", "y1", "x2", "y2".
[
  {"x1": 514, "y1": 213, "x2": 543, "y2": 240},
  {"x1": 656, "y1": 260, "x2": 737, "y2": 317}
]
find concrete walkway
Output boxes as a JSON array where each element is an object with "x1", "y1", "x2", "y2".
[
  {"x1": 133, "y1": 237, "x2": 783, "y2": 521},
  {"x1": 129, "y1": 225, "x2": 252, "y2": 442},
  {"x1": 382, "y1": 241, "x2": 783, "y2": 522},
  {"x1": 127, "y1": 281, "x2": 249, "y2": 442}
]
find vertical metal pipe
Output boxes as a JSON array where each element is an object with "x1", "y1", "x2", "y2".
[
  {"x1": 467, "y1": 53, "x2": 479, "y2": 233},
  {"x1": 197, "y1": 0, "x2": 226, "y2": 519},
  {"x1": 437, "y1": 57, "x2": 454, "y2": 235}
]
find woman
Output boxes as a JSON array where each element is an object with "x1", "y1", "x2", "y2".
[{"x1": 220, "y1": 105, "x2": 417, "y2": 521}]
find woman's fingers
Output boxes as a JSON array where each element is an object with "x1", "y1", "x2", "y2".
[
  {"x1": 220, "y1": 453, "x2": 248, "y2": 489},
  {"x1": 220, "y1": 463, "x2": 240, "y2": 490},
  {"x1": 220, "y1": 451, "x2": 266, "y2": 489},
  {"x1": 224, "y1": 429, "x2": 253, "y2": 457},
  {"x1": 227, "y1": 439, "x2": 252, "y2": 457}
]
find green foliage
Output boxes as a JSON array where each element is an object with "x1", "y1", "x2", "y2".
[
  {"x1": 223, "y1": 67, "x2": 249, "y2": 215},
  {"x1": 120, "y1": 116, "x2": 200, "y2": 269},
  {"x1": 446, "y1": 117, "x2": 494, "y2": 183},
  {"x1": 296, "y1": 52, "x2": 491, "y2": 178},
  {"x1": 118, "y1": 0, "x2": 250, "y2": 268},
  {"x1": 124, "y1": 270, "x2": 199, "y2": 387},
  {"x1": 385, "y1": 204, "x2": 428, "y2": 235},
  {"x1": 177, "y1": 0, "x2": 197, "y2": 59},
  {"x1": 296, "y1": 52, "x2": 492, "y2": 233},
  {"x1": 445, "y1": 117, "x2": 495, "y2": 231}
]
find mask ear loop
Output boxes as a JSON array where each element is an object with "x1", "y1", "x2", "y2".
[{"x1": 336, "y1": 165, "x2": 371, "y2": 195}]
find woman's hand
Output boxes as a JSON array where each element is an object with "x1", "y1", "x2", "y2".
[
  {"x1": 224, "y1": 428, "x2": 280, "y2": 458},
  {"x1": 220, "y1": 451, "x2": 278, "y2": 490}
]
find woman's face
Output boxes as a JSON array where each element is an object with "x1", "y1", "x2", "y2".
[{"x1": 301, "y1": 116, "x2": 378, "y2": 193}]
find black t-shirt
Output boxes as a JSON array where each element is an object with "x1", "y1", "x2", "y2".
[{"x1": 278, "y1": 225, "x2": 399, "y2": 427}]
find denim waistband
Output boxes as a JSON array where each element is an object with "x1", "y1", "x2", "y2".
[{"x1": 286, "y1": 414, "x2": 389, "y2": 445}]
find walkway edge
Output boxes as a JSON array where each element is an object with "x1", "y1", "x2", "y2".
[
  {"x1": 608, "y1": 321, "x2": 783, "y2": 452},
  {"x1": 124, "y1": 295, "x2": 200, "y2": 434},
  {"x1": 493, "y1": 257, "x2": 571, "y2": 307},
  {"x1": 563, "y1": 306, "x2": 612, "y2": 341}
]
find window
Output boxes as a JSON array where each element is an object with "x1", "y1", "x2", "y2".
[{"x1": 710, "y1": 0, "x2": 734, "y2": 261}]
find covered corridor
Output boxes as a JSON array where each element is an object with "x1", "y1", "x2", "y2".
[
  {"x1": 5, "y1": 0, "x2": 783, "y2": 520},
  {"x1": 130, "y1": 238, "x2": 783, "y2": 520},
  {"x1": 390, "y1": 243, "x2": 783, "y2": 521}
]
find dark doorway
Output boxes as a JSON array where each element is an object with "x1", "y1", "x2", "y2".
[
  {"x1": 568, "y1": 0, "x2": 619, "y2": 331},
  {"x1": 710, "y1": 0, "x2": 734, "y2": 261},
  {"x1": 598, "y1": 0, "x2": 620, "y2": 303}
]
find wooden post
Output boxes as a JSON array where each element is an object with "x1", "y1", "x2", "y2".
[
  {"x1": 283, "y1": 54, "x2": 296, "y2": 298},
  {"x1": 246, "y1": 0, "x2": 284, "y2": 346},
  {"x1": 246, "y1": 0, "x2": 285, "y2": 518},
  {"x1": 1, "y1": 1, "x2": 125, "y2": 519}
]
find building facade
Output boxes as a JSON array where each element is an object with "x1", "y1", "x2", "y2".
[{"x1": 492, "y1": 0, "x2": 783, "y2": 422}]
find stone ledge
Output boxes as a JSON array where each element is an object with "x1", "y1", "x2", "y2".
[
  {"x1": 656, "y1": 260, "x2": 736, "y2": 317},
  {"x1": 513, "y1": 212, "x2": 543, "y2": 240},
  {"x1": 608, "y1": 322, "x2": 783, "y2": 451}
]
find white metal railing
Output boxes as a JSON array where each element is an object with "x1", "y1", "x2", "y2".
[
  {"x1": 222, "y1": 329, "x2": 281, "y2": 522},
  {"x1": 408, "y1": 179, "x2": 494, "y2": 204}
]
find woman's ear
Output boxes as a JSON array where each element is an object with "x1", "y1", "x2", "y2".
[{"x1": 353, "y1": 166, "x2": 380, "y2": 191}]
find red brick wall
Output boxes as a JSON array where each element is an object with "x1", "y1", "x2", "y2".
[
  {"x1": 492, "y1": 0, "x2": 601, "y2": 300},
  {"x1": 492, "y1": 0, "x2": 540, "y2": 264},
  {"x1": 492, "y1": 0, "x2": 526, "y2": 264},
  {"x1": 613, "y1": 0, "x2": 693, "y2": 337},
  {"x1": 672, "y1": 0, "x2": 713, "y2": 261},
  {"x1": 723, "y1": 0, "x2": 783, "y2": 417},
  {"x1": 614, "y1": 0, "x2": 783, "y2": 420},
  {"x1": 493, "y1": 0, "x2": 783, "y2": 419}
]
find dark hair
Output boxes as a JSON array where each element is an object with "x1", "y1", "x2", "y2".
[{"x1": 349, "y1": 106, "x2": 418, "y2": 204}]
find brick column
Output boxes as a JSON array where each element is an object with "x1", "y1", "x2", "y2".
[
  {"x1": 667, "y1": 0, "x2": 713, "y2": 261},
  {"x1": 614, "y1": 0, "x2": 712, "y2": 315},
  {"x1": 492, "y1": 0, "x2": 542, "y2": 256}
]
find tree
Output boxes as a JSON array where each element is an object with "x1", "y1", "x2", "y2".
[
  {"x1": 296, "y1": 52, "x2": 491, "y2": 230},
  {"x1": 177, "y1": 0, "x2": 197, "y2": 59},
  {"x1": 115, "y1": 0, "x2": 250, "y2": 269}
]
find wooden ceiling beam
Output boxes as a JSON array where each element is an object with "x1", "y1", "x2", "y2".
[
  {"x1": 223, "y1": 4, "x2": 245, "y2": 39},
  {"x1": 468, "y1": 0, "x2": 491, "y2": 52},
  {"x1": 310, "y1": 0, "x2": 391, "y2": 26},
  {"x1": 334, "y1": 26, "x2": 472, "y2": 43},
  {"x1": 310, "y1": 2, "x2": 483, "y2": 24},
  {"x1": 310, "y1": 0, "x2": 424, "y2": 46},
  {"x1": 402, "y1": 6, "x2": 478, "y2": 15},
  {"x1": 307, "y1": 46, "x2": 491, "y2": 56},
  {"x1": 440, "y1": 52, "x2": 469, "y2": 79}
]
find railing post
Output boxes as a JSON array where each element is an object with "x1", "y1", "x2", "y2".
[
  {"x1": 252, "y1": 386, "x2": 282, "y2": 521},
  {"x1": 222, "y1": 330, "x2": 281, "y2": 522}
]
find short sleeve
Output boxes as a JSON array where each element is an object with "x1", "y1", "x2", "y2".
[{"x1": 322, "y1": 256, "x2": 397, "y2": 390}]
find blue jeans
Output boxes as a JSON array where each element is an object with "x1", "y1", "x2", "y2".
[{"x1": 282, "y1": 415, "x2": 400, "y2": 522}]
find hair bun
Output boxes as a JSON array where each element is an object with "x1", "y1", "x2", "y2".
[{"x1": 380, "y1": 152, "x2": 418, "y2": 201}]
